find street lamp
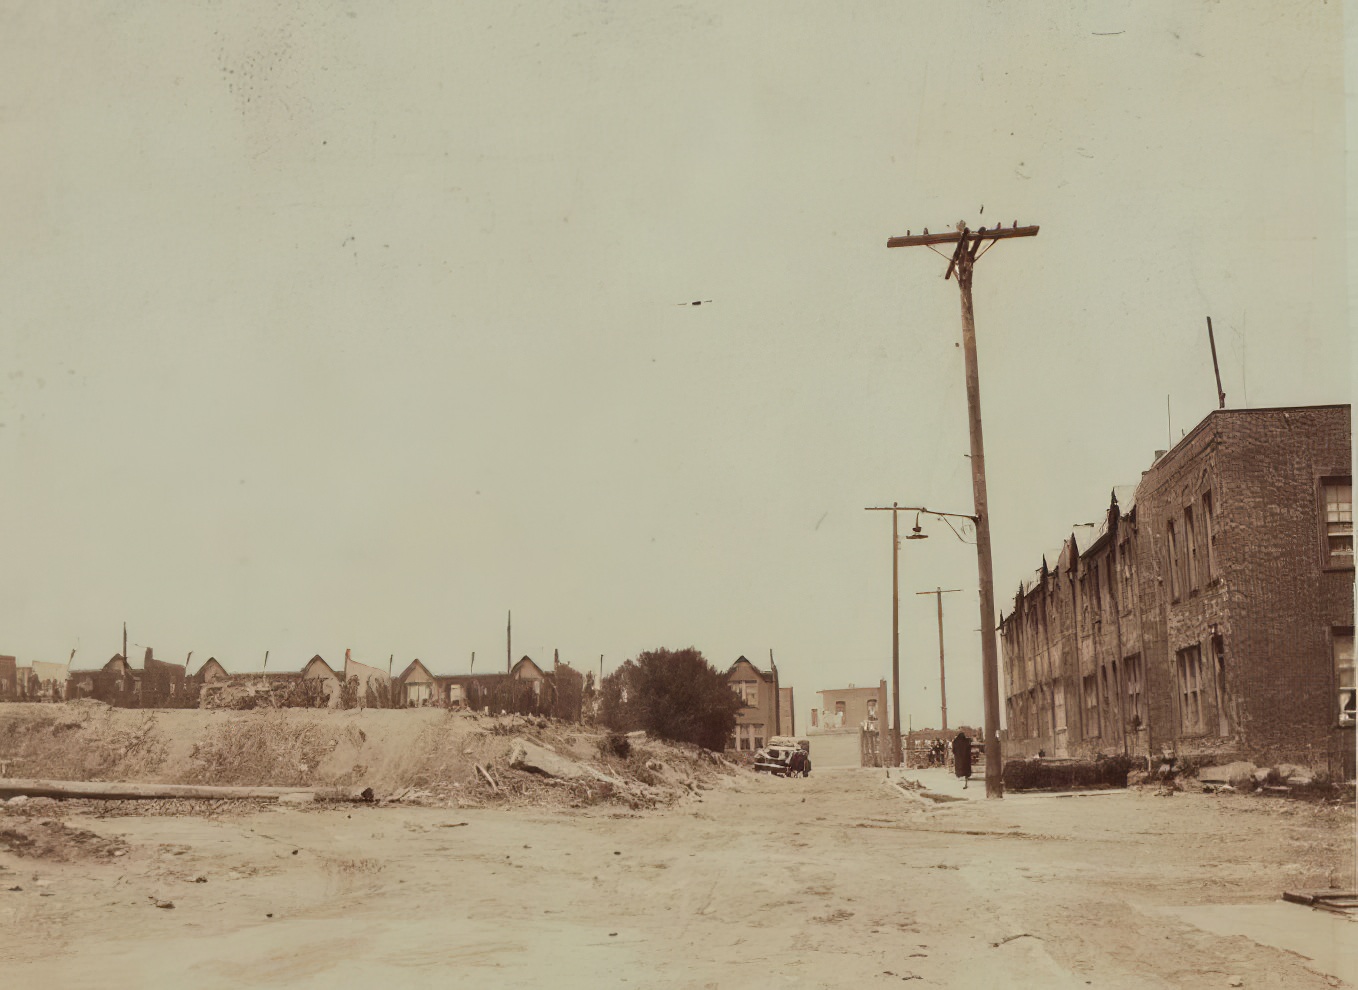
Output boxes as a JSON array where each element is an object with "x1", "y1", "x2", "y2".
[
  {"x1": 867, "y1": 504, "x2": 979, "y2": 769},
  {"x1": 864, "y1": 504, "x2": 928, "y2": 768}
]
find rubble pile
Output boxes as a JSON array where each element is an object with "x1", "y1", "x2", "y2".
[{"x1": 0, "y1": 703, "x2": 735, "y2": 812}]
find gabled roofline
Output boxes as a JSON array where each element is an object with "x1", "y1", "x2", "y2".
[{"x1": 397, "y1": 658, "x2": 434, "y2": 682}]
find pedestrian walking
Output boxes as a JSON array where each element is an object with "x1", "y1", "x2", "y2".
[{"x1": 952, "y1": 731, "x2": 973, "y2": 789}]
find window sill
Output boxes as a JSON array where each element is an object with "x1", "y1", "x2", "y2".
[{"x1": 1321, "y1": 562, "x2": 1355, "y2": 574}]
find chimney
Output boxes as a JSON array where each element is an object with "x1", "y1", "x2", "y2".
[{"x1": 345, "y1": 648, "x2": 351, "y2": 664}]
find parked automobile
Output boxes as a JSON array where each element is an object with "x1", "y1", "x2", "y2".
[{"x1": 753, "y1": 744, "x2": 811, "y2": 777}]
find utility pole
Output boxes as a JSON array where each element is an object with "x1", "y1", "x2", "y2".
[
  {"x1": 888, "y1": 219, "x2": 1039, "y2": 798},
  {"x1": 506, "y1": 611, "x2": 512, "y2": 674},
  {"x1": 769, "y1": 649, "x2": 780, "y2": 737},
  {"x1": 865, "y1": 503, "x2": 927, "y2": 766},
  {"x1": 916, "y1": 587, "x2": 962, "y2": 731}
]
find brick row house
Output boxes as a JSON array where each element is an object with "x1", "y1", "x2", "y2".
[
  {"x1": 999, "y1": 405, "x2": 1354, "y2": 777},
  {"x1": 726, "y1": 656, "x2": 792, "y2": 751}
]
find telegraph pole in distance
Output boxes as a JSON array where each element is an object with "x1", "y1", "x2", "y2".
[
  {"x1": 888, "y1": 220, "x2": 1039, "y2": 798},
  {"x1": 916, "y1": 587, "x2": 962, "y2": 731}
]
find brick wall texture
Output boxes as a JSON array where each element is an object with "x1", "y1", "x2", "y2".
[{"x1": 999, "y1": 405, "x2": 1353, "y2": 777}]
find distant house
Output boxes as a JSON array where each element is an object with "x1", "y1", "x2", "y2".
[
  {"x1": 191, "y1": 657, "x2": 230, "y2": 685},
  {"x1": 397, "y1": 659, "x2": 437, "y2": 706},
  {"x1": 431, "y1": 672, "x2": 502, "y2": 708},
  {"x1": 0, "y1": 656, "x2": 16, "y2": 699},
  {"x1": 510, "y1": 656, "x2": 546, "y2": 699},
  {"x1": 726, "y1": 656, "x2": 782, "y2": 752},
  {"x1": 300, "y1": 655, "x2": 342, "y2": 707},
  {"x1": 811, "y1": 682, "x2": 888, "y2": 734},
  {"x1": 343, "y1": 650, "x2": 392, "y2": 706},
  {"x1": 21, "y1": 661, "x2": 70, "y2": 701},
  {"x1": 68, "y1": 653, "x2": 139, "y2": 703}
]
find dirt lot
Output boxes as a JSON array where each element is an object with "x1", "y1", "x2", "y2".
[{"x1": 1, "y1": 755, "x2": 1353, "y2": 989}]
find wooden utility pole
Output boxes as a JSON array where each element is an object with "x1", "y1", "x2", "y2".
[
  {"x1": 506, "y1": 611, "x2": 512, "y2": 674},
  {"x1": 865, "y1": 502, "x2": 923, "y2": 766},
  {"x1": 916, "y1": 587, "x2": 962, "y2": 731},
  {"x1": 888, "y1": 220, "x2": 1039, "y2": 797},
  {"x1": 1206, "y1": 316, "x2": 1226, "y2": 409},
  {"x1": 769, "y1": 649, "x2": 780, "y2": 737}
]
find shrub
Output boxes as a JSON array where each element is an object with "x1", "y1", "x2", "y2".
[
  {"x1": 1002, "y1": 754, "x2": 1135, "y2": 791},
  {"x1": 599, "y1": 648, "x2": 742, "y2": 752},
  {"x1": 598, "y1": 731, "x2": 631, "y2": 759}
]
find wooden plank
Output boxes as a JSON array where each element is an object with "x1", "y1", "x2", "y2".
[{"x1": 888, "y1": 224, "x2": 1039, "y2": 249}]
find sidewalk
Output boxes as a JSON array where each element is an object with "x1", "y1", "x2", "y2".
[
  {"x1": 891, "y1": 765, "x2": 1133, "y2": 803},
  {"x1": 892, "y1": 765, "x2": 982, "y2": 800}
]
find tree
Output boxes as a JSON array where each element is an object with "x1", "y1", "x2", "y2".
[{"x1": 601, "y1": 648, "x2": 742, "y2": 751}]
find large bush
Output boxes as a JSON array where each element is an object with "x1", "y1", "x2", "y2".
[
  {"x1": 1002, "y1": 754, "x2": 1135, "y2": 791},
  {"x1": 599, "y1": 648, "x2": 741, "y2": 752}
]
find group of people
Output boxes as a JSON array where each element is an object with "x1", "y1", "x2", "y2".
[
  {"x1": 922, "y1": 732, "x2": 975, "y2": 789},
  {"x1": 785, "y1": 748, "x2": 811, "y2": 777}
]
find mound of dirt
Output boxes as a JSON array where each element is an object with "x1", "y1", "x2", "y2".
[
  {"x1": 0, "y1": 818, "x2": 129, "y2": 861},
  {"x1": 0, "y1": 704, "x2": 737, "y2": 810}
]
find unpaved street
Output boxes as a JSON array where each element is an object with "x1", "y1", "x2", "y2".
[{"x1": 1, "y1": 768, "x2": 1353, "y2": 989}]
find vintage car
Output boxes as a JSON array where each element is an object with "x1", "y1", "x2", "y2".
[{"x1": 753, "y1": 744, "x2": 811, "y2": 777}]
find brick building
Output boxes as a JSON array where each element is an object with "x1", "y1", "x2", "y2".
[
  {"x1": 809, "y1": 682, "x2": 888, "y2": 732},
  {"x1": 1000, "y1": 405, "x2": 1353, "y2": 777},
  {"x1": 726, "y1": 656, "x2": 783, "y2": 751},
  {"x1": 778, "y1": 686, "x2": 795, "y2": 736}
]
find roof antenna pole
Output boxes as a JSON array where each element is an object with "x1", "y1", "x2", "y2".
[{"x1": 1206, "y1": 316, "x2": 1226, "y2": 409}]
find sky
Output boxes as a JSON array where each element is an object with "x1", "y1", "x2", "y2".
[{"x1": 0, "y1": 2, "x2": 1349, "y2": 733}]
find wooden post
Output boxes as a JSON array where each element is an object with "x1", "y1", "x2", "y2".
[
  {"x1": 1207, "y1": 316, "x2": 1226, "y2": 409},
  {"x1": 917, "y1": 587, "x2": 962, "y2": 731}
]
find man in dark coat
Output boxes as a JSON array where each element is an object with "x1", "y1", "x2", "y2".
[{"x1": 952, "y1": 732, "x2": 973, "y2": 789}]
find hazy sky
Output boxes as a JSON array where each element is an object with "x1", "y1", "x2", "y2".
[{"x1": 0, "y1": 2, "x2": 1348, "y2": 731}]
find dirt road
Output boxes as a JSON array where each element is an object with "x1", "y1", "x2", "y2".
[{"x1": 1, "y1": 767, "x2": 1353, "y2": 989}]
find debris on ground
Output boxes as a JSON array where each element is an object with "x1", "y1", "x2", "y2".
[
  {"x1": 0, "y1": 704, "x2": 735, "y2": 813},
  {"x1": 0, "y1": 819, "x2": 129, "y2": 861},
  {"x1": 1197, "y1": 762, "x2": 1257, "y2": 787}
]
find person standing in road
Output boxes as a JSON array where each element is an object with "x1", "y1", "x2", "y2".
[{"x1": 952, "y1": 731, "x2": 973, "y2": 789}]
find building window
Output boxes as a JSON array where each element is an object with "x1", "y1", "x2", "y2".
[
  {"x1": 733, "y1": 680, "x2": 758, "y2": 706},
  {"x1": 1167, "y1": 521, "x2": 1181, "y2": 601},
  {"x1": 1125, "y1": 655, "x2": 1144, "y2": 730},
  {"x1": 1210, "y1": 635, "x2": 1230, "y2": 735},
  {"x1": 1177, "y1": 646, "x2": 1204, "y2": 734},
  {"x1": 835, "y1": 700, "x2": 846, "y2": 716},
  {"x1": 1184, "y1": 506, "x2": 1198, "y2": 592},
  {"x1": 1118, "y1": 539, "x2": 1133, "y2": 605},
  {"x1": 1082, "y1": 674, "x2": 1100, "y2": 738},
  {"x1": 1335, "y1": 628, "x2": 1355, "y2": 725},
  {"x1": 866, "y1": 698, "x2": 878, "y2": 719},
  {"x1": 1202, "y1": 491, "x2": 1216, "y2": 579},
  {"x1": 1323, "y1": 479, "x2": 1353, "y2": 564}
]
